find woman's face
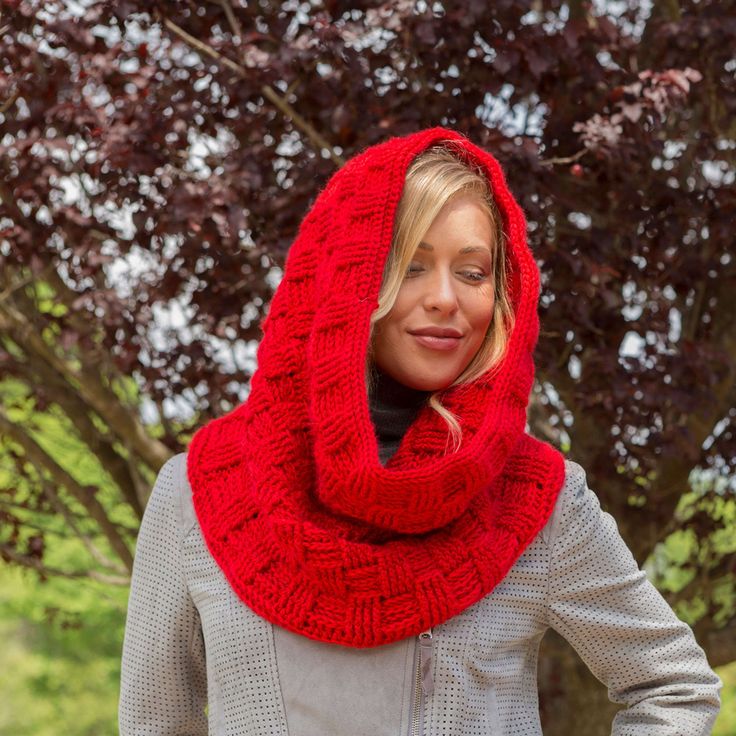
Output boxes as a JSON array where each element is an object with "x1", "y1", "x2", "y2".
[{"x1": 371, "y1": 194, "x2": 496, "y2": 392}]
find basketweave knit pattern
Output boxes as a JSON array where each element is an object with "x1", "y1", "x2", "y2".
[{"x1": 186, "y1": 126, "x2": 567, "y2": 647}]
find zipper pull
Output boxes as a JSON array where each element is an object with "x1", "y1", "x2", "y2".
[{"x1": 418, "y1": 627, "x2": 434, "y2": 697}]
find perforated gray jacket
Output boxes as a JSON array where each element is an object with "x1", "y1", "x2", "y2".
[{"x1": 118, "y1": 453, "x2": 722, "y2": 735}]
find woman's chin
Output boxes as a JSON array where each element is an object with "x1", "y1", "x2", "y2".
[{"x1": 396, "y1": 368, "x2": 460, "y2": 393}]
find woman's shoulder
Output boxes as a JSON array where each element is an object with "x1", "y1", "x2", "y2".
[
  {"x1": 145, "y1": 451, "x2": 193, "y2": 535},
  {"x1": 169, "y1": 451, "x2": 196, "y2": 534},
  {"x1": 540, "y1": 458, "x2": 600, "y2": 547},
  {"x1": 174, "y1": 451, "x2": 198, "y2": 535}
]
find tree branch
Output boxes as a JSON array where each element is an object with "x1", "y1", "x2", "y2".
[
  {"x1": 215, "y1": 0, "x2": 242, "y2": 40},
  {"x1": 0, "y1": 409, "x2": 134, "y2": 571},
  {"x1": 539, "y1": 149, "x2": 588, "y2": 166},
  {"x1": 40, "y1": 477, "x2": 129, "y2": 575},
  {"x1": 0, "y1": 498, "x2": 136, "y2": 534},
  {"x1": 3, "y1": 338, "x2": 145, "y2": 518},
  {"x1": 158, "y1": 14, "x2": 345, "y2": 168},
  {"x1": 0, "y1": 298, "x2": 171, "y2": 474},
  {"x1": 0, "y1": 544, "x2": 130, "y2": 586}
]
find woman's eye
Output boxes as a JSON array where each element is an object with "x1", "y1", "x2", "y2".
[
  {"x1": 404, "y1": 265, "x2": 488, "y2": 281},
  {"x1": 461, "y1": 271, "x2": 487, "y2": 282}
]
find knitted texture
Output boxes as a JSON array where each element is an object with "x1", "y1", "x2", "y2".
[{"x1": 186, "y1": 127, "x2": 567, "y2": 647}]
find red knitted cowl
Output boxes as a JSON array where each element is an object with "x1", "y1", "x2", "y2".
[{"x1": 186, "y1": 127, "x2": 566, "y2": 647}]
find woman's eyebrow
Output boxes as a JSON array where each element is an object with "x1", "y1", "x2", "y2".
[{"x1": 418, "y1": 241, "x2": 492, "y2": 255}]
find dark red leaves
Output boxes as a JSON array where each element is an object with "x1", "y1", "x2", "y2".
[{"x1": 1, "y1": 0, "x2": 734, "y2": 597}]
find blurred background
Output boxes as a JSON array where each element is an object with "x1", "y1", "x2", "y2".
[{"x1": 1, "y1": 0, "x2": 734, "y2": 733}]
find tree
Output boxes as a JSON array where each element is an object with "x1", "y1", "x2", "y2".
[{"x1": 2, "y1": 1, "x2": 734, "y2": 732}]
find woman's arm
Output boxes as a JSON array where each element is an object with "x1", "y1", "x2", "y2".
[
  {"x1": 119, "y1": 453, "x2": 208, "y2": 735},
  {"x1": 546, "y1": 460, "x2": 722, "y2": 736}
]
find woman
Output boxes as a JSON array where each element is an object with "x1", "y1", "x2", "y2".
[{"x1": 119, "y1": 127, "x2": 722, "y2": 735}]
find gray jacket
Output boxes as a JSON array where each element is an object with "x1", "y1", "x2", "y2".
[{"x1": 118, "y1": 452, "x2": 722, "y2": 735}]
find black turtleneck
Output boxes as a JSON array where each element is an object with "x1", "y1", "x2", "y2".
[{"x1": 368, "y1": 366, "x2": 430, "y2": 466}]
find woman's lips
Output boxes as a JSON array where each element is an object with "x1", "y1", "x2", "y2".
[{"x1": 410, "y1": 333, "x2": 463, "y2": 351}]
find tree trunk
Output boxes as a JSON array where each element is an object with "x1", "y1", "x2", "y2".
[{"x1": 538, "y1": 629, "x2": 622, "y2": 735}]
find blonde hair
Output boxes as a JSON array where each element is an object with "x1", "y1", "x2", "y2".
[{"x1": 366, "y1": 141, "x2": 516, "y2": 453}]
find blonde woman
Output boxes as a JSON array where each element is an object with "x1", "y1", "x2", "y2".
[{"x1": 119, "y1": 127, "x2": 721, "y2": 735}]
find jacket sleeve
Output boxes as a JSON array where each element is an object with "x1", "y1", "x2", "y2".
[
  {"x1": 545, "y1": 460, "x2": 722, "y2": 736},
  {"x1": 119, "y1": 453, "x2": 208, "y2": 735}
]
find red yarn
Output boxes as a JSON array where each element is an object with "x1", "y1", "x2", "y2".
[{"x1": 186, "y1": 127, "x2": 566, "y2": 648}]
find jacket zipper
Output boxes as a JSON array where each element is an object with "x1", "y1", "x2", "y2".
[{"x1": 409, "y1": 628, "x2": 433, "y2": 736}]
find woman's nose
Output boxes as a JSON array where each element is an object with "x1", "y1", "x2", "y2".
[{"x1": 423, "y1": 268, "x2": 459, "y2": 312}]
